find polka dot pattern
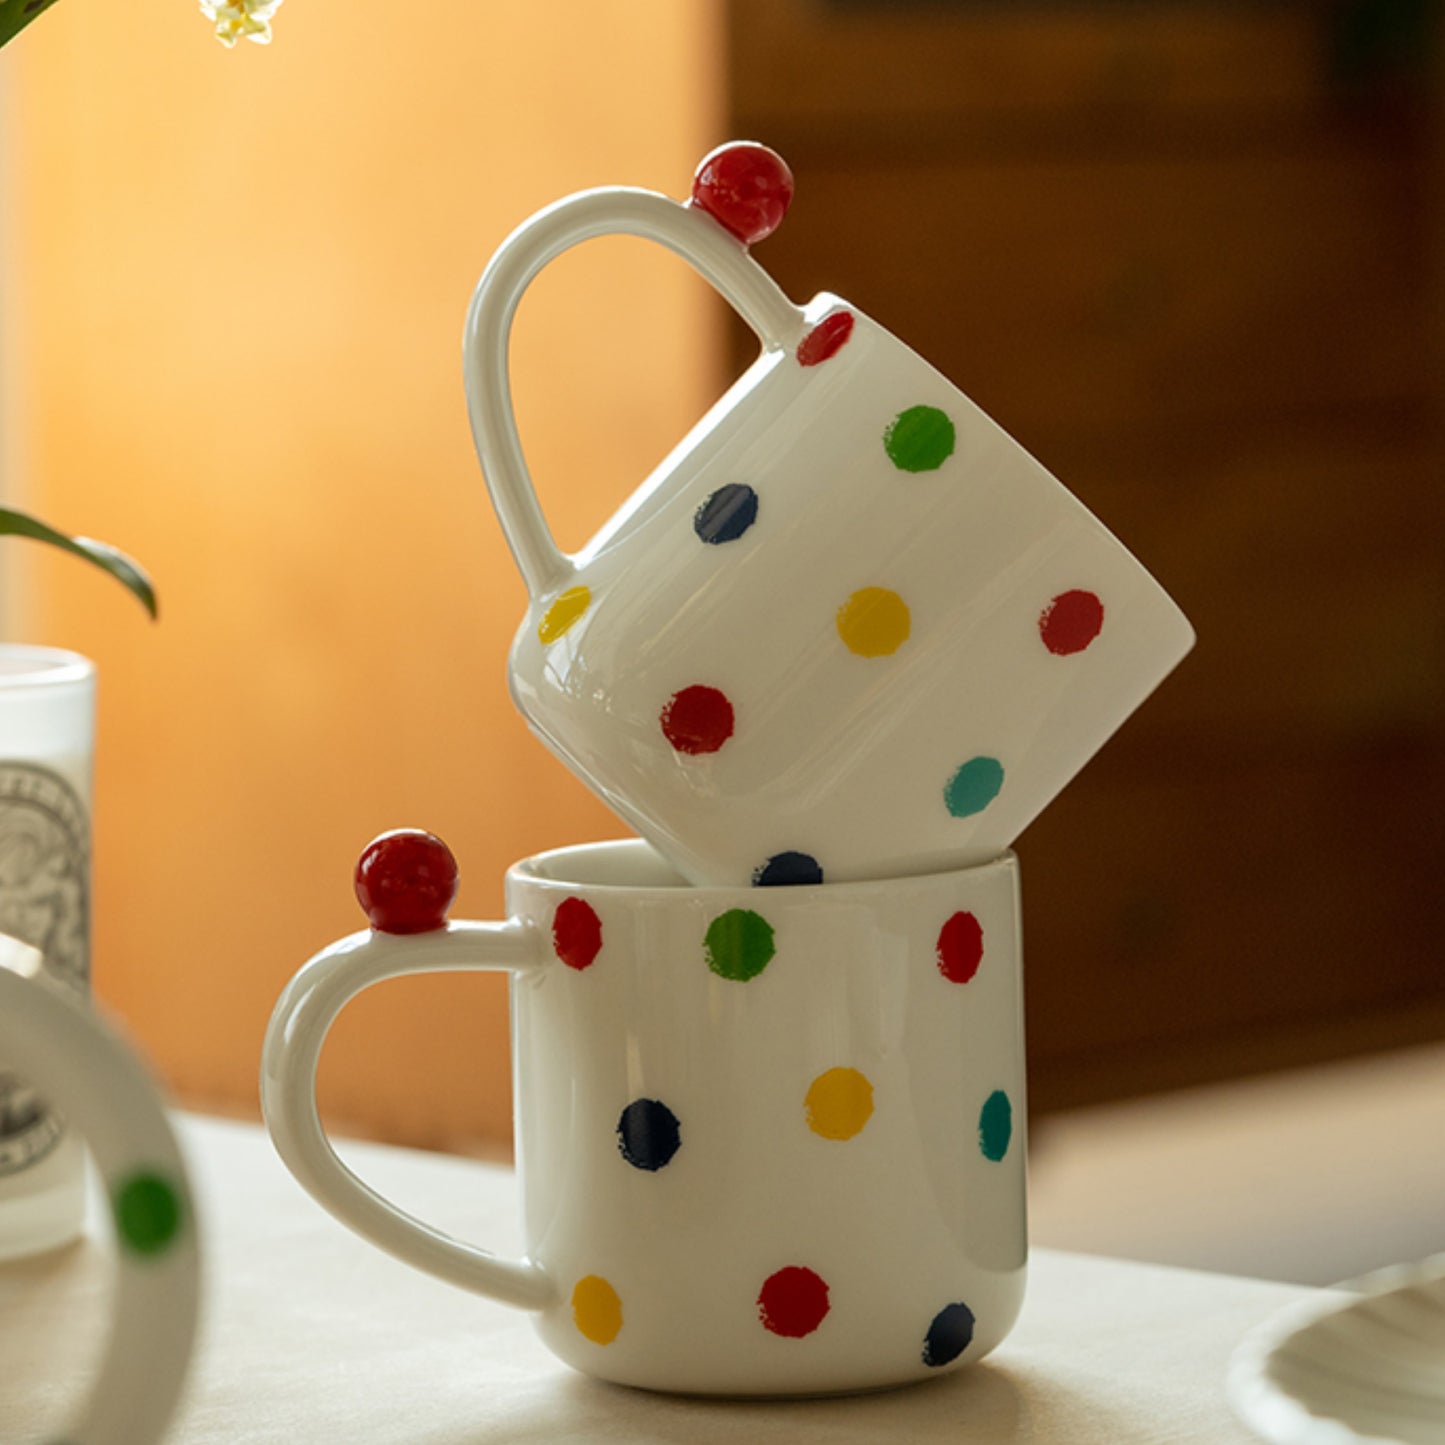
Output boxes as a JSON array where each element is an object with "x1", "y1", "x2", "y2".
[
  {"x1": 758, "y1": 1266, "x2": 830, "y2": 1337},
  {"x1": 694, "y1": 483, "x2": 759, "y2": 545},
  {"x1": 113, "y1": 1170, "x2": 183, "y2": 1257},
  {"x1": 617, "y1": 1098, "x2": 682, "y2": 1171},
  {"x1": 553, "y1": 897, "x2": 602, "y2": 972},
  {"x1": 572, "y1": 1275, "x2": 623, "y2": 1344},
  {"x1": 836, "y1": 587, "x2": 911, "y2": 658},
  {"x1": 538, "y1": 585, "x2": 590, "y2": 644},
  {"x1": 796, "y1": 310, "x2": 854, "y2": 367},
  {"x1": 884, "y1": 405, "x2": 955, "y2": 472},
  {"x1": 752, "y1": 851, "x2": 823, "y2": 887},
  {"x1": 660, "y1": 685, "x2": 734, "y2": 755},
  {"x1": 703, "y1": 908, "x2": 776, "y2": 981},
  {"x1": 1040, "y1": 588, "x2": 1105, "y2": 656},
  {"x1": 923, "y1": 1302, "x2": 976, "y2": 1367},
  {"x1": 936, "y1": 911, "x2": 984, "y2": 985},
  {"x1": 550, "y1": 876, "x2": 1018, "y2": 1373},
  {"x1": 979, "y1": 1090, "x2": 1013, "y2": 1162},
  {"x1": 805, "y1": 1067, "x2": 874, "y2": 1140},
  {"x1": 945, "y1": 756, "x2": 1005, "y2": 819}
]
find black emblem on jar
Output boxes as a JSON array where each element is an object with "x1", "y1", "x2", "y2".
[{"x1": 0, "y1": 762, "x2": 89, "y2": 1176}]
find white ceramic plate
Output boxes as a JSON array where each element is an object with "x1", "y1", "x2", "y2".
[{"x1": 1229, "y1": 1255, "x2": 1445, "y2": 1445}]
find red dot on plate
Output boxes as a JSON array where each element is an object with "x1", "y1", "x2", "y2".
[
  {"x1": 936, "y1": 911, "x2": 984, "y2": 985},
  {"x1": 758, "y1": 1266, "x2": 830, "y2": 1338},
  {"x1": 354, "y1": 829, "x2": 459, "y2": 934},
  {"x1": 690, "y1": 142, "x2": 794, "y2": 245},
  {"x1": 660, "y1": 685, "x2": 735, "y2": 755},
  {"x1": 797, "y1": 311, "x2": 854, "y2": 367},
  {"x1": 1039, "y1": 589, "x2": 1105, "y2": 656},
  {"x1": 553, "y1": 897, "x2": 602, "y2": 972}
]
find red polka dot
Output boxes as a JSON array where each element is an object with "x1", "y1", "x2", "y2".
[
  {"x1": 660, "y1": 685, "x2": 735, "y2": 755},
  {"x1": 936, "y1": 911, "x2": 983, "y2": 985},
  {"x1": 553, "y1": 897, "x2": 602, "y2": 971},
  {"x1": 797, "y1": 311, "x2": 854, "y2": 367},
  {"x1": 1039, "y1": 589, "x2": 1105, "y2": 656},
  {"x1": 757, "y1": 1266, "x2": 830, "y2": 1338}
]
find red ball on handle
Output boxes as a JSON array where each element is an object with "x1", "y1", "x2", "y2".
[
  {"x1": 690, "y1": 142, "x2": 794, "y2": 245},
  {"x1": 354, "y1": 829, "x2": 459, "y2": 934}
]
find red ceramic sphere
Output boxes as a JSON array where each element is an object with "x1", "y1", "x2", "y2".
[
  {"x1": 691, "y1": 142, "x2": 794, "y2": 245},
  {"x1": 354, "y1": 829, "x2": 459, "y2": 934}
]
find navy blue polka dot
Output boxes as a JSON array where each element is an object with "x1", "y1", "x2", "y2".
[
  {"x1": 617, "y1": 1098, "x2": 681, "y2": 1171},
  {"x1": 752, "y1": 851, "x2": 824, "y2": 887},
  {"x1": 694, "y1": 484, "x2": 759, "y2": 545},
  {"x1": 923, "y1": 1302, "x2": 976, "y2": 1367}
]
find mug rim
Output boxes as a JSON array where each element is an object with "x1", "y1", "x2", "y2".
[
  {"x1": 509, "y1": 836, "x2": 1017, "y2": 897},
  {"x1": 0, "y1": 643, "x2": 94, "y2": 690}
]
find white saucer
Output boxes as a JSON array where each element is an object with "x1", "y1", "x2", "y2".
[{"x1": 1229, "y1": 1254, "x2": 1445, "y2": 1444}]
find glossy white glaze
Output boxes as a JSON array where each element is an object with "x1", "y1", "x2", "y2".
[
  {"x1": 261, "y1": 839, "x2": 1027, "y2": 1396},
  {"x1": 464, "y1": 187, "x2": 1195, "y2": 887},
  {"x1": 0, "y1": 959, "x2": 199, "y2": 1445}
]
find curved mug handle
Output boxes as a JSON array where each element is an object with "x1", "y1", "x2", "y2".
[
  {"x1": 463, "y1": 186, "x2": 808, "y2": 599},
  {"x1": 259, "y1": 920, "x2": 553, "y2": 1310},
  {"x1": 0, "y1": 949, "x2": 200, "y2": 1445}
]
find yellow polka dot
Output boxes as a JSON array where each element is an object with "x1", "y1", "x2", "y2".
[
  {"x1": 538, "y1": 585, "x2": 591, "y2": 644},
  {"x1": 572, "y1": 1274, "x2": 623, "y2": 1344},
  {"x1": 805, "y1": 1067, "x2": 875, "y2": 1140},
  {"x1": 836, "y1": 587, "x2": 910, "y2": 657}
]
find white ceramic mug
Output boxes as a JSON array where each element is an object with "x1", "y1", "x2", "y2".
[
  {"x1": 465, "y1": 160, "x2": 1195, "y2": 888},
  {"x1": 0, "y1": 645, "x2": 96, "y2": 1261},
  {"x1": 261, "y1": 837, "x2": 1026, "y2": 1396},
  {"x1": 0, "y1": 943, "x2": 199, "y2": 1445}
]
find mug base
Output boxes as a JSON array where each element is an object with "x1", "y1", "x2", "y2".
[
  {"x1": 533, "y1": 1282, "x2": 1023, "y2": 1400},
  {"x1": 576, "y1": 1356, "x2": 981, "y2": 1401}
]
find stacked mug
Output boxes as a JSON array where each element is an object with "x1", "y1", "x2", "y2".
[{"x1": 262, "y1": 144, "x2": 1194, "y2": 1397}]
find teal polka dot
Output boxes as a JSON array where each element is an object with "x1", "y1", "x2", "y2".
[
  {"x1": 884, "y1": 405, "x2": 955, "y2": 472},
  {"x1": 113, "y1": 1170, "x2": 184, "y2": 1256},
  {"x1": 979, "y1": 1090, "x2": 1013, "y2": 1162},
  {"x1": 704, "y1": 909, "x2": 776, "y2": 982},
  {"x1": 945, "y1": 756, "x2": 1004, "y2": 818}
]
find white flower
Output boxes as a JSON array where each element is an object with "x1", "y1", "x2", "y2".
[{"x1": 199, "y1": 0, "x2": 283, "y2": 48}]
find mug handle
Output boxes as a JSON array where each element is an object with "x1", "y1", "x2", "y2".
[
  {"x1": 259, "y1": 920, "x2": 554, "y2": 1310},
  {"x1": 0, "y1": 956, "x2": 200, "y2": 1445},
  {"x1": 463, "y1": 186, "x2": 808, "y2": 599}
]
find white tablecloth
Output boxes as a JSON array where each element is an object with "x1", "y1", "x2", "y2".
[{"x1": 2, "y1": 1114, "x2": 1317, "y2": 1442}]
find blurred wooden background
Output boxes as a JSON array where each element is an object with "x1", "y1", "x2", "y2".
[
  {"x1": 726, "y1": 0, "x2": 1445, "y2": 1111},
  {"x1": 2, "y1": 0, "x2": 1441, "y2": 1147}
]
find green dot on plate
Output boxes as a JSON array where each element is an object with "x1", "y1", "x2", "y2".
[
  {"x1": 979, "y1": 1089, "x2": 1013, "y2": 1162},
  {"x1": 704, "y1": 908, "x2": 776, "y2": 981},
  {"x1": 884, "y1": 404, "x2": 956, "y2": 472},
  {"x1": 114, "y1": 1169, "x2": 184, "y2": 1256},
  {"x1": 945, "y1": 756, "x2": 1004, "y2": 818}
]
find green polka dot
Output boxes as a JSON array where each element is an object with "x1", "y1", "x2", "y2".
[
  {"x1": 945, "y1": 756, "x2": 1004, "y2": 818},
  {"x1": 113, "y1": 1170, "x2": 184, "y2": 1256},
  {"x1": 979, "y1": 1090, "x2": 1013, "y2": 1162},
  {"x1": 704, "y1": 908, "x2": 775, "y2": 981},
  {"x1": 884, "y1": 405, "x2": 955, "y2": 472}
]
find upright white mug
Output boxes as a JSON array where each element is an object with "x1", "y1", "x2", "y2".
[
  {"x1": 262, "y1": 835, "x2": 1026, "y2": 1397},
  {"x1": 465, "y1": 151, "x2": 1194, "y2": 888}
]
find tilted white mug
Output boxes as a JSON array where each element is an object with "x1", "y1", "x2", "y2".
[
  {"x1": 0, "y1": 943, "x2": 199, "y2": 1445},
  {"x1": 465, "y1": 147, "x2": 1195, "y2": 888},
  {"x1": 261, "y1": 834, "x2": 1026, "y2": 1397}
]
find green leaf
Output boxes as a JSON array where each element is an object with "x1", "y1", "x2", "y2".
[
  {"x1": 0, "y1": 0, "x2": 64, "y2": 50},
  {"x1": 0, "y1": 507, "x2": 158, "y2": 619}
]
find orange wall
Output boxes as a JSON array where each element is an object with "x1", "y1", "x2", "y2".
[{"x1": 1, "y1": 1, "x2": 725, "y2": 1150}]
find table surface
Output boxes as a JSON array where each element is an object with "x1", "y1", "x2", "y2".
[{"x1": 2, "y1": 1114, "x2": 1317, "y2": 1443}]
